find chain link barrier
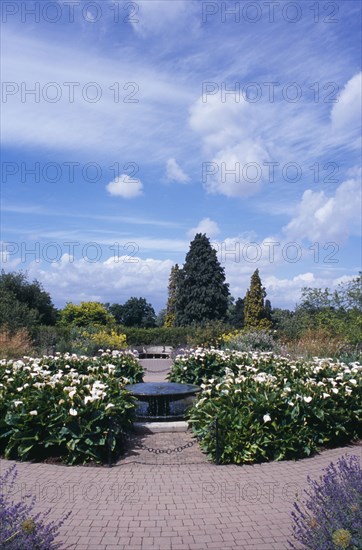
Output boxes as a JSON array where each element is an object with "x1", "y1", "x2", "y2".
[{"x1": 106, "y1": 418, "x2": 220, "y2": 465}]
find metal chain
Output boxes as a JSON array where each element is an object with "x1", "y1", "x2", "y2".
[
  {"x1": 135, "y1": 440, "x2": 196, "y2": 454},
  {"x1": 143, "y1": 367, "x2": 171, "y2": 374},
  {"x1": 116, "y1": 417, "x2": 218, "y2": 458}
]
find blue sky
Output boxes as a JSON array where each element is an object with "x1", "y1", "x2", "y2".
[{"x1": 1, "y1": 0, "x2": 361, "y2": 311}]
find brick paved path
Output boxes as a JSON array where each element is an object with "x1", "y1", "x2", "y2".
[
  {"x1": 1, "y1": 441, "x2": 361, "y2": 550},
  {"x1": 141, "y1": 359, "x2": 172, "y2": 383}
]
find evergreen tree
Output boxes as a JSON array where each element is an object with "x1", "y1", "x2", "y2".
[
  {"x1": 164, "y1": 264, "x2": 180, "y2": 327},
  {"x1": 265, "y1": 299, "x2": 272, "y2": 323},
  {"x1": 175, "y1": 233, "x2": 230, "y2": 326},
  {"x1": 244, "y1": 269, "x2": 272, "y2": 330},
  {"x1": 227, "y1": 297, "x2": 245, "y2": 329}
]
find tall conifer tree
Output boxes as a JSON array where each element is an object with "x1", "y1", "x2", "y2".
[
  {"x1": 164, "y1": 264, "x2": 180, "y2": 327},
  {"x1": 244, "y1": 269, "x2": 272, "y2": 329},
  {"x1": 175, "y1": 234, "x2": 229, "y2": 326}
]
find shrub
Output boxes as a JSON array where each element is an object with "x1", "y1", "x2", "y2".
[
  {"x1": 169, "y1": 348, "x2": 243, "y2": 385},
  {"x1": 222, "y1": 329, "x2": 276, "y2": 352},
  {"x1": 121, "y1": 326, "x2": 190, "y2": 346},
  {"x1": 0, "y1": 352, "x2": 142, "y2": 464},
  {"x1": 283, "y1": 328, "x2": 347, "y2": 360},
  {"x1": 177, "y1": 350, "x2": 362, "y2": 464},
  {"x1": 0, "y1": 464, "x2": 70, "y2": 549},
  {"x1": 186, "y1": 321, "x2": 230, "y2": 348},
  {"x1": 0, "y1": 328, "x2": 32, "y2": 359},
  {"x1": 290, "y1": 454, "x2": 362, "y2": 550}
]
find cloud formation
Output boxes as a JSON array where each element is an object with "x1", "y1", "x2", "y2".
[
  {"x1": 166, "y1": 158, "x2": 190, "y2": 183},
  {"x1": 283, "y1": 176, "x2": 362, "y2": 243},
  {"x1": 188, "y1": 218, "x2": 220, "y2": 238},
  {"x1": 106, "y1": 175, "x2": 143, "y2": 199}
]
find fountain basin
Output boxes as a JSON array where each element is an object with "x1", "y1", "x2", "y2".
[{"x1": 125, "y1": 382, "x2": 201, "y2": 422}]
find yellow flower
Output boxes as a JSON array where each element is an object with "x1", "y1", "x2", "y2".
[
  {"x1": 332, "y1": 529, "x2": 352, "y2": 549},
  {"x1": 22, "y1": 518, "x2": 36, "y2": 533}
]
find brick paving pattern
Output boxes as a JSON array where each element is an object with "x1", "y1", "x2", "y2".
[{"x1": 1, "y1": 360, "x2": 361, "y2": 549}]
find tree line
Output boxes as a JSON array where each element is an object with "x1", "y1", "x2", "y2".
[{"x1": 0, "y1": 233, "x2": 361, "y2": 352}]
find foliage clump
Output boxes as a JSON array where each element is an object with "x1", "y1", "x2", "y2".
[
  {"x1": 0, "y1": 464, "x2": 70, "y2": 549},
  {"x1": 171, "y1": 349, "x2": 362, "y2": 464},
  {"x1": 0, "y1": 352, "x2": 142, "y2": 464},
  {"x1": 290, "y1": 455, "x2": 362, "y2": 550}
]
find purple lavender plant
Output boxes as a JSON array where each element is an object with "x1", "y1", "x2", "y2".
[
  {"x1": 0, "y1": 464, "x2": 71, "y2": 549},
  {"x1": 289, "y1": 454, "x2": 362, "y2": 549}
]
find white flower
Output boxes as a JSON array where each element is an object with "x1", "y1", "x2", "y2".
[
  {"x1": 105, "y1": 403, "x2": 115, "y2": 410},
  {"x1": 59, "y1": 399, "x2": 65, "y2": 405},
  {"x1": 263, "y1": 414, "x2": 271, "y2": 423},
  {"x1": 69, "y1": 408, "x2": 78, "y2": 416},
  {"x1": 29, "y1": 410, "x2": 38, "y2": 416},
  {"x1": 68, "y1": 390, "x2": 77, "y2": 399},
  {"x1": 345, "y1": 387, "x2": 352, "y2": 395},
  {"x1": 348, "y1": 379, "x2": 357, "y2": 385},
  {"x1": 84, "y1": 396, "x2": 94, "y2": 405},
  {"x1": 14, "y1": 400, "x2": 23, "y2": 407},
  {"x1": 323, "y1": 393, "x2": 330, "y2": 399},
  {"x1": 303, "y1": 396, "x2": 312, "y2": 403},
  {"x1": 332, "y1": 388, "x2": 339, "y2": 394}
]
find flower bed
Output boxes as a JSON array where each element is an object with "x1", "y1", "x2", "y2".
[
  {"x1": 171, "y1": 349, "x2": 362, "y2": 464},
  {"x1": 0, "y1": 351, "x2": 143, "y2": 464}
]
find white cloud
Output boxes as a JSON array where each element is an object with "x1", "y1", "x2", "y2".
[
  {"x1": 283, "y1": 177, "x2": 362, "y2": 242},
  {"x1": 106, "y1": 175, "x2": 143, "y2": 199},
  {"x1": 0, "y1": 242, "x2": 22, "y2": 269},
  {"x1": 166, "y1": 158, "x2": 190, "y2": 183},
  {"x1": 188, "y1": 218, "x2": 220, "y2": 238},
  {"x1": 189, "y1": 93, "x2": 270, "y2": 198},
  {"x1": 1, "y1": 29, "x2": 194, "y2": 160},
  {"x1": 129, "y1": 0, "x2": 194, "y2": 37},
  {"x1": 331, "y1": 72, "x2": 362, "y2": 145},
  {"x1": 27, "y1": 255, "x2": 173, "y2": 309}
]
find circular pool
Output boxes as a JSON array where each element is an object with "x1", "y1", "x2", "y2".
[{"x1": 125, "y1": 382, "x2": 201, "y2": 421}]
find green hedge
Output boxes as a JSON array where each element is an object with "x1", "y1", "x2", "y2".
[
  {"x1": 121, "y1": 326, "x2": 190, "y2": 347},
  {"x1": 121, "y1": 322, "x2": 230, "y2": 347}
]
